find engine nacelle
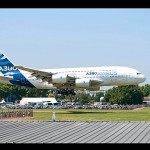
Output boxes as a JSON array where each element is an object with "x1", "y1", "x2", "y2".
[
  {"x1": 75, "y1": 78, "x2": 102, "y2": 88},
  {"x1": 75, "y1": 78, "x2": 91, "y2": 87},
  {"x1": 52, "y1": 73, "x2": 68, "y2": 83}
]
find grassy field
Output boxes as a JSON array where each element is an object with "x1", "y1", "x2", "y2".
[{"x1": 20, "y1": 107, "x2": 150, "y2": 121}]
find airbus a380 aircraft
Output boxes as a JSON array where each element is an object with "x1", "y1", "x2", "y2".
[{"x1": 0, "y1": 51, "x2": 146, "y2": 95}]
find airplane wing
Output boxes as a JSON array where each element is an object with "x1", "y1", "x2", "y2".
[
  {"x1": 15, "y1": 66, "x2": 76, "y2": 87},
  {"x1": 15, "y1": 65, "x2": 57, "y2": 82},
  {"x1": 15, "y1": 66, "x2": 103, "y2": 90},
  {"x1": 15, "y1": 66, "x2": 55, "y2": 76},
  {"x1": 0, "y1": 75, "x2": 13, "y2": 80}
]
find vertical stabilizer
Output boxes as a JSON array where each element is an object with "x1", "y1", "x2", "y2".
[
  {"x1": 0, "y1": 51, "x2": 18, "y2": 76},
  {"x1": 0, "y1": 51, "x2": 34, "y2": 87}
]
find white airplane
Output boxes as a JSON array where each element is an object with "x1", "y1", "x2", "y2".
[{"x1": 0, "y1": 51, "x2": 146, "y2": 95}]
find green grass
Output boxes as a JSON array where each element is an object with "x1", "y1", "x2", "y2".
[{"x1": 22, "y1": 107, "x2": 150, "y2": 121}]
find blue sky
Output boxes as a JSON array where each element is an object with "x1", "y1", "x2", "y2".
[{"x1": 0, "y1": 8, "x2": 150, "y2": 90}]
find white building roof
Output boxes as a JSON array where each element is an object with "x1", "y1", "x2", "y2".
[{"x1": 20, "y1": 97, "x2": 58, "y2": 105}]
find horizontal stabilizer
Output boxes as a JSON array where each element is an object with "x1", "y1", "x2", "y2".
[
  {"x1": 0, "y1": 75, "x2": 13, "y2": 84},
  {"x1": 0, "y1": 75, "x2": 13, "y2": 80}
]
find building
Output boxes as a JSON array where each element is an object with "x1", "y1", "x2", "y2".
[
  {"x1": 19, "y1": 97, "x2": 58, "y2": 106},
  {"x1": 143, "y1": 97, "x2": 150, "y2": 106}
]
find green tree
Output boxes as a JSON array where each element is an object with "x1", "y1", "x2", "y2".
[
  {"x1": 0, "y1": 83, "x2": 49, "y2": 101},
  {"x1": 94, "y1": 92, "x2": 104, "y2": 102},
  {"x1": 140, "y1": 84, "x2": 150, "y2": 97},
  {"x1": 104, "y1": 85, "x2": 144, "y2": 105},
  {"x1": 76, "y1": 93, "x2": 91, "y2": 105}
]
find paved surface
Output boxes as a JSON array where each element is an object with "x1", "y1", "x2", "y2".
[{"x1": 1, "y1": 121, "x2": 150, "y2": 143}]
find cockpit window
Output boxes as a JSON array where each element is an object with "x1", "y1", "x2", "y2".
[{"x1": 137, "y1": 73, "x2": 141, "y2": 75}]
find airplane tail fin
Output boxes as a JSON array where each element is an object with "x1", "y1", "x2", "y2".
[
  {"x1": 0, "y1": 51, "x2": 35, "y2": 87},
  {"x1": 0, "y1": 51, "x2": 18, "y2": 76}
]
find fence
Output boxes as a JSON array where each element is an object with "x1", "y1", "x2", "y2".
[{"x1": 0, "y1": 109, "x2": 33, "y2": 119}]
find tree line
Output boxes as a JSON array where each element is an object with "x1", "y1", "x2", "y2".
[
  {"x1": 0, "y1": 83, "x2": 150, "y2": 105},
  {"x1": 0, "y1": 83, "x2": 49, "y2": 102}
]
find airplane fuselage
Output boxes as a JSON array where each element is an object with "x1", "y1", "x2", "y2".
[
  {"x1": 1, "y1": 66, "x2": 145, "y2": 91},
  {"x1": 0, "y1": 51, "x2": 146, "y2": 95}
]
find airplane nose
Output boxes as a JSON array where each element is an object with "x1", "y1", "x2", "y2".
[{"x1": 141, "y1": 74, "x2": 146, "y2": 82}]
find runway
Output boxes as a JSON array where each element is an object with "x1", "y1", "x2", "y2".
[{"x1": 1, "y1": 120, "x2": 150, "y2": 143}]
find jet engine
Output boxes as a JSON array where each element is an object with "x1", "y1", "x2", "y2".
[
  {"x1": 75, "y1": 78, "x2": 102, "y2": 88},
  {"x1": 52, "y1": 73, "x2": 68, "y2": 83}
]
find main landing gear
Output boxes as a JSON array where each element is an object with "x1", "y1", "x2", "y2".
[{"x1": 56, "y1": 89, "x2": 76, "y2": 95}]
